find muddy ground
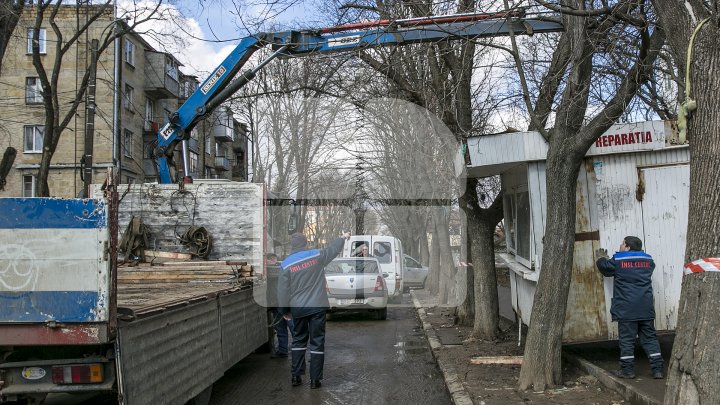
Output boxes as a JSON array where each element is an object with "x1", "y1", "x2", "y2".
[{"x1": 426, "y1": 305, "x2": 628, "y2": 404}]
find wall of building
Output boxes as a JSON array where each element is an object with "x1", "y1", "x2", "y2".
[{"x1": 0, "y1": 5, "x2": 116, "y2": 197}]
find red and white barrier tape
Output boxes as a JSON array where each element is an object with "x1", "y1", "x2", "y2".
[{"x1": 683, "y1": 258, "x2": 720, "y2": 275}]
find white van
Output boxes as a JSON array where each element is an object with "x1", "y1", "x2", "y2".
[{"x1": 344, "y1": 235, "x2": 404, "y2": 302}]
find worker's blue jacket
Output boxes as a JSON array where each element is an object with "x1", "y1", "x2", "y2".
[
  {"x1": 596, "y1": 251, "x2": 656, "y2": 321},
  {"x1": 278, "y1": 238, "x2": 345, "y2": 319}
]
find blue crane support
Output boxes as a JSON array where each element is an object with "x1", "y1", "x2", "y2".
[{"x1": 154, "y1": 10, "x2": 563, "y2": 183}]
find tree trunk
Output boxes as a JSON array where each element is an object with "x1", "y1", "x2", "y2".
[
  {"x1": 471, "y1": 219, "x2": 500, "y2": 339},
  {"x1": 433, "y1": 206, "x2": 453, "y2": 304},
  {"x1": 456, "y1": 212, "x2": 473, "y2": 325},
  {"x1": 427, "y1": 227, "x2": 440, "y2": 294},
  {"x1": 646, "y1": 8, "x2": 720, "y2": 401},
  {"x1": 518, "y1": 151, "x2": 581, "y2": 391}
]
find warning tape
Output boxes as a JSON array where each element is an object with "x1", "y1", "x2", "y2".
[{"x1": 683, "y1": 258, "x2": 720, "y2": 275}]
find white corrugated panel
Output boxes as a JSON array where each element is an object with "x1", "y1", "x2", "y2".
[{"x1": 640, "y1": 165, "x2": 689, "y2": 331}]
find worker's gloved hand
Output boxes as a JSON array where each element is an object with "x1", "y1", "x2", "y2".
[{"x1": 595, "y1": 248, "x2": 609, "y2": 260}]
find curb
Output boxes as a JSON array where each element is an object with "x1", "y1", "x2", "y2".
[
  {"x1": 563, "y1": 351, "x2": 660, "y2": 405},
  {"x1": 410, "y1": 290, "x2": 474, "y2": 405}
]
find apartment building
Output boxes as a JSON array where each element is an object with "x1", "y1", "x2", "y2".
[{"x1": 0, "y1": 4, "x2": 250, "y2": 197}]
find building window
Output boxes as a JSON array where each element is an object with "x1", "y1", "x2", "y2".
[
  {"x1": 504, "y1": 187, "x2": 533, "y2": 268},
  {"x1": 27, "y1": 28, "x2": 46, "y2": 54},
  {"x1": 144, "y1": 98, "x2": 154, "y2": 130},
  {"x1": 125, "y1": 40, "x2": 135, "y2": 66},
  {"x1": 123, "y1": 83, "x2": 134, "y2": 111},
  {"x1": 123, "y1": 129, "x2": 133, "y2": 158},
  {"x1": 25, "y1": 77, "x2": 43, "y2": 104},
  {"x1": 23, "y1": 125, "x2": 44, "y2": 153},
  {"x1": 23, "y1": 175, "x2": 36, "y2": 197},
  {"x1": 165, "y1": 56, "x2": 178, "y2": 81},
  {"x1": 205, "y1": 136, "x2": 212, "y2": 155},
  {"x1": 189, "y1": 152, "x2": 198, "y2": 175}
]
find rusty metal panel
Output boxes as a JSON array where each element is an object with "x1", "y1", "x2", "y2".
[
  {"x1": 117, "y1": 299, "x2": 222, "y2": 405},
  {"x1": 0, "y1": 324, "x2": 108, "y2": 345},
  {"x1": 640, "y1": 165, "x2": 689, "y2": 332},
  {"x1": 219, "y1": 287, "x2": 268, "y2": 370}
]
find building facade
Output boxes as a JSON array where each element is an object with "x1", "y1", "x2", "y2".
[{"x1": 0, "y1": 5, "x2": 249, "y2": 198}]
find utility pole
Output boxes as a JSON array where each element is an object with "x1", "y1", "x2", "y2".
[{"x1": 83, "y1": 38, "x2": 98, "y2": 196}]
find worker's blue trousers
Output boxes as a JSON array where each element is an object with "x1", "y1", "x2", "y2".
[
  {"x1": 618, "y1": 320, "x2": 664, "y2": 374},
  {"x1": 291, "y1": 311, "x2": 326, "y2": 381}
]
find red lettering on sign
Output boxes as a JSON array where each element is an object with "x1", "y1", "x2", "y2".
[{"x1": 594, "y1": 129, "x2": 656, "y2": 149}]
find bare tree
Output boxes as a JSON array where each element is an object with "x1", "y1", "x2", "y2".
[
  {"x1": 644, "y1": 2, "x2": 720, "y2": 403},
  {"x1": 0, "y1": 0, "x2": 26, "y2": 75},
  {"x1": 514, "y1": 0, "x2": 665, "y2": 390},
  {"x1": 235, "y1": 53, "x2": 356, "y2": 235}
]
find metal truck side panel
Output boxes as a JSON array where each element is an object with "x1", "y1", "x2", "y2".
[
  {"x1": 117, "y1": 299, "x2": 222, "y2": 405},
  {"x1": 219, "y1": 287, "x2": 268, "y2": 370},
  {"x1": 0, "y1": 198, "x2": 110, "y2": 326}
]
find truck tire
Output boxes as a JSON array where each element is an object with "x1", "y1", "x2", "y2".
[
  {"x1": 376, "y1": 307, "x2": 387, "y2": 320},
  {"x1": 186, "y1": 384, "x2": 213, "y2": 405}
]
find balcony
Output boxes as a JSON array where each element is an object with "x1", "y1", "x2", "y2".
[
  {"x1": 214, "y1": 156, "x2": 230, "y2": 171},
  {"x1": 213, "y1": 109, "x2": 234, "y2": 142},
  {"x1": 144, "y1": 51, "x2": 179, "y2": 99}
]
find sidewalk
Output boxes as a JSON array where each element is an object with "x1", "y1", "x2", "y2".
[{"x1": 411, "y1": 289, "x2": 669, "y2": 404}]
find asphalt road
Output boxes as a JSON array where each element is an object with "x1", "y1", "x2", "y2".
[
  {"x1": 209, "y1": 294, "x2": 451, "y2": 405},
  {"x1": 43, "y1": 294, "x2": 450, "y2": 405}
]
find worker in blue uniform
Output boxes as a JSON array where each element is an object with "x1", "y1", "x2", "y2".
[
  {"x1": 278, "y1": 231, "x2": 350, "y2": 389},
  {"x1": 596, "y1": 236, "x2": 665, "y2": 379}
]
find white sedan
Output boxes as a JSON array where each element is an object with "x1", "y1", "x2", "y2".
[{"x1": 325, "y1": 257, "x2": 388, "y2": 320}]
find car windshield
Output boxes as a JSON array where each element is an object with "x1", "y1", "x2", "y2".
[{"x1": 325, "y1": 260, "x2": 379, "y2": 274}]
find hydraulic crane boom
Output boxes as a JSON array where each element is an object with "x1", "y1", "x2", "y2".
[{"x1": 154, "y1": 10, "x2": 563, "y2": 183}]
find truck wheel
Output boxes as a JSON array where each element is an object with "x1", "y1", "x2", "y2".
[
  {"x1": 186, "y1": 384, "x2": 213, "y2": 405},
  {"x1": 376, "y1": 308, "x2": 387, "y2": 320}
]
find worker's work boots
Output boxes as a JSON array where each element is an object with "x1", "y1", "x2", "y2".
[{"x1": 612, "y1": 370, "x2": 636, "y2": 379}]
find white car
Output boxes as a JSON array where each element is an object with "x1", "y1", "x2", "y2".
[
  {"x1": 325, "y1": 257, "x2": 388, "y2": 320},
  {"x1": 402, "y1": 255, "x2": 428, "y2": 291}
]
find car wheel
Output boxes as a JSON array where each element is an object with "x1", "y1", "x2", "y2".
[{"x1": 376, "y1": 307, "x2": 387, "y2": 320}]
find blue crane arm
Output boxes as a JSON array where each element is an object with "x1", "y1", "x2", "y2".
[{"x1": 155, "y1": 11, "x2": 563, "y2": 183}]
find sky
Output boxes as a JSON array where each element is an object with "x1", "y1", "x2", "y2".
[{"x1": 119, "y1": 0, "x2": 315, "y2": 76}]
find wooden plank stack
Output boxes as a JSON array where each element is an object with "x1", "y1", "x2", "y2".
[{"x1": 117, "y1": 252, "x2": 256, "y2": 285}]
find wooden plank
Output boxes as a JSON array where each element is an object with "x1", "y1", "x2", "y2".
[
  {"x1": 160, "y1": 261, "x2": 227, "y2": 267},
  {"x1": 145, "y1": 251, "x2": 193, "y2": 260},
  {"x1": 120, "y1": 267, "x2": 236, "y2": 273},
  {"x1": 470, "y1": 356, "x2": 523, "y2": 365}
]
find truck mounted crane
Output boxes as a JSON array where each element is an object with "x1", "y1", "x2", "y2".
[{"x1": 153, "y1": 10, "x2": 563, "y2": 183}]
